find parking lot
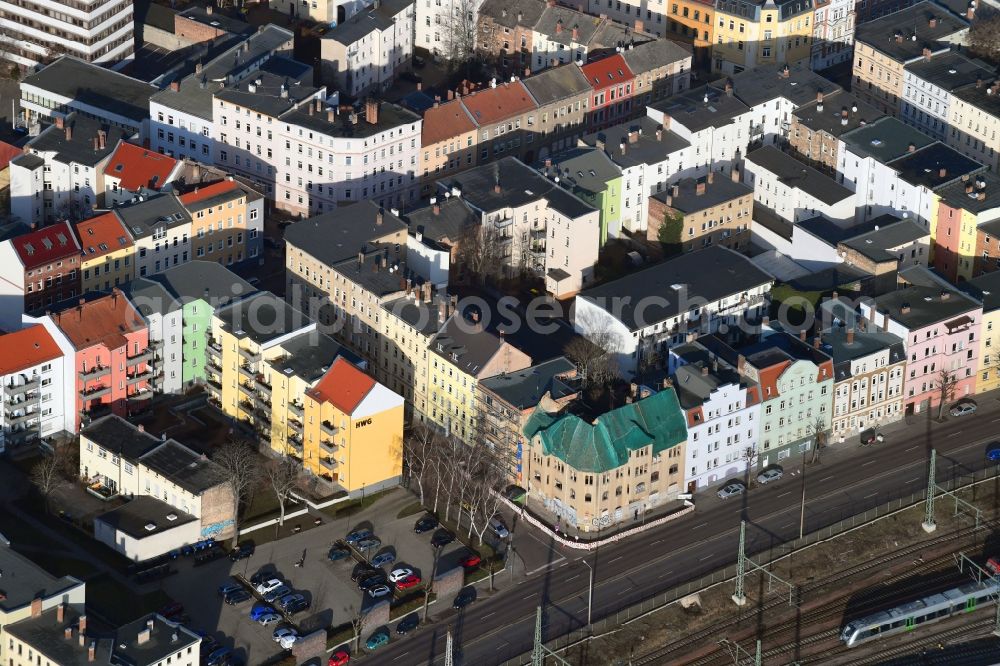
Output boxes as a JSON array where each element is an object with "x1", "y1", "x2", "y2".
[{"x1": 154, "y1": 489, "x2": 486, "y2": 662}]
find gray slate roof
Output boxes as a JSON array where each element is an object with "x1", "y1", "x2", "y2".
[
  {"x1": 580, "y1": 116, "x2": 690, "y2": 168},
  {"x1": 138, "y1": 439, "x2": 228, "y2": 495},
  {"x1": 905, "y1": 51, "x2": 993, "y2": 91},
  {"x1": 325, "y1": 0, "x2": 413, "y2": 45},
  {"x1": 82, "y1": 414, "x2": 163, "y2": 460},
  {"x1": 479, "y1": 357, "x2": 578, "y2": 409},
  {"x1": 403, "y1": 196, "x2": 478, "y2": 244},
  {"x1": 150, "y1": 260, "x2": 257, "y2": 308},
  {"x1": 621, "y1": 39, "x2": 691, "y2": 74},
  {"x1": 842, "y1": 116, "x2": 936, "y2": 162},
  {"x1": 887, "y1": 141, "x2": 983, "y2": 189},
  {"x1": 726, "y1": 62, "x2": 840, "y2": 109},
  {"x1": 651, "y1": 85, "x2": 749, "y2": 133},
  {"x1": 27, "y1": 114, "x2": 127, "y2": 167},
  {"x1": 215, "y1": 290, "x2": 313, "y2": 344},
  {"x1": 839, "y1": 219, "x2": 929, "y2": 263},
  {"x1": 478, "y1": 0, "x2": 547, "y2": 28},
  {"x1": 282, "y1": 101, "x2": 420, "y2": 140},
  {"x1": 854, "y1": 1, "x2": 968, "y2": 63},
  {"x1": 114, "y1": 193, "x2": 192, "y2": 240},
  {"x1": 545, "y1": 146, "x2": 621, "y2": 194},
  {"x1": 746, "y1": 145, "x2": 854, "y2": 205},
  {"x1": 655, "y1": 173, "x2": 752, "y2": 214},
  {"x1": 792, "y1": 90, "x2": 885, "y2": 137},
  {"x1": 0, "y1": 545, "x2": 80, "y2": 614},
  {"x1": 523, "y1": 64, "x2": 592, "y2": 106},
  {"x1": 872, "y1": 282, "x2": 981, "y2": 330},
  {"x1": 284, "y1": 200, "x2": 407, "y2": 267},
  {"x1": 123, "y1": 277, "x2": 180, "y2": 317},
  {"x1": 215, "y1": 57, "x2": 317, "y2": 118}
]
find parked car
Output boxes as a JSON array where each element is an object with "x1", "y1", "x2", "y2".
[
  {"x1": 987, "y1": 557, "x2": 1000, "y2": 576},
  {"x1": 230, "y1": 542, "x2": 255, "y2": 561},
  {"x1": 257, "y1": 613, "x2": 282, "y2": 626},
  {"x1": 488, "y1": 517, "x2": 510, "y2": 539},
  {"x1": 367, "y1": 584, "x2": 392, "y2": 599},
  {"x1": 249, "y1": 603, "x2": 275, "y2": 621},
  {"x1": 277, "y1": 593, "x2": 306, "y2": 611},
  {"x1": 988, "y1": 443, "x2": 1000, "y2": 462},
  {"x1": 278, "y1": 634, "x2": 298, "y2": 650},
  {"x1": 414, "y1": 515, "x2": 438, "y2": 533},
  {"x1": 328, "y1": 544, "x2": 351, "y2": 561},
  {"x1": 225, "y1": 589, "x2": 252, "y2": 605},
  {"x1": 717, "y1": 482, "x2": 745, "y2": 499},
  {"x1": 359, "y1": 572, "x2": 388, "y2": 590},
  {"x1": 201, "y1": 638, "x2": 219, "y2": 656},
  {"x1": 459, "y1": 553, "x2": 481, "y2": 568},
  {"x1": 328, "y1": 651, "x2": 351, "y2": 666},
  {"x1": 395, "y1": 574, "x2": 421, "y2": 590},
  {"x1": 218, "y1": 581, "x2": 242, "y2": 597},
  {"x1": 951, "y1": 402, "x2": 978, "y2": 417},
  {"x1": 356, "y1": 536, "x2": 382, "y2": 551},
  {"x1": 371, "y1": 551, "x2": 395, "y2": 567},
  {"x1": 388, "y1": 567, "x2": 413, "y2": 583},
  {"x1": 273, "y1": 627, "x2": 298, "y2": 643},
  {"x1": 345, "y1": 528, "x2": 373, "y2": 544},
  {"x1": 205, "y1": 647, "x2": 232, "y2": 666},
  {"x1": 263, "y1": 585, "x2": 292, "y2": 603},
  {"x1": 366, "y1": 631, "x2": 390, "y2": 651},
  {"x1": 453, "y1": 588, "x2": 476, "y2": 609},
  {"x1": 284, "y1": 596, "x2": 310, "y2": 614},
  {"x1": 250, "y1": 571, "x2": 271, "y2": 587},
  {"x1": 756, "y1": 468, "x2": 783, "y2": 485},
  {"x1": 396, "y1": 614, "x2": 420, "y2": 635},
  {"x1": 859, "y1": 428, "x2": 885, "y2": 446},
  {"x1": 431, "y1": 529, "x2": 455, "y2": 548},
  {"x1": 352, "y1": 563, "x2": 377, "y2": 581},
  {"x1": 255, "y1": 578, "x2": 283, "y2": 595},
  {"x1": 194, "y1": 547, "x2": 227, "y2": 566}
]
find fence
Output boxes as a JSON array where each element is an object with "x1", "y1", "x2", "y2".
[{"x1": 501, "y1": 463, "x2": 1000, "y2": 664}]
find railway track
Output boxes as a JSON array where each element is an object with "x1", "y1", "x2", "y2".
[{"x1": 631, "y1": 528, "x2": 983, "y2": 666}]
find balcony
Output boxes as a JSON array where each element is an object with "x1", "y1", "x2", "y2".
[
  {"x1": 319, "y1": 457, "x2": 337, "y2": 471},
  {"x1": 77, "y1": 366, "x2": 110, "y2": 382},
  {"x1": 493, "y1": 216, "x2": 514, "y2": 229},
  {"x1": 528, "y1": 243, "x2": 546, "y2": 258},
  {"x1": 5, "y1": 379, "x2": 40, "y2": 398},
  {"x1": 258, "y1": 429, "x2": 271, "y2": 443},
  {"x1": 7, "y1": 428, "x2": 39, "y2": 445},
  {"x1": 254, "y1": 393, "x2": 272, "y2": 409},
  {"x1": 207, "y1": 342, "x2": 222, "y2": 360},
  {"x1": 238, "y1": 399, "x2": 255, "y2": 414},
  {"x1": 288, "y1": 418, "x2": 303, "y2": 432},
  {"x1": 80, "y1": 384, "x2": 111, "y2": 399},
  {"x1": 319, "y1": 439, "x2": 337, "y2": 455},
  {"x1": 128, "y1": 389, "x2": 154, "y2": 402},
  {"x1": 127, "y1": 370, "x2": 154, "y2": 385},
  {"x1": 238, "y1": 347, "x2": 261, "y2": 362},
  {"x1": 254, "y1": 406, "x2": 271, "y2": 422},
  {"x1": 287, "y1": 434, "x2": 303, "y2": 450},
  {"x1": 5, "y1": 410, "x2": 38, "y2": 426},
  {"x1": 148, "y1": 338, "x2": 163, "y2": 348},
  {"x1": 239, "y1": 383, "x2": 255, "y2": 398},
  {"x1": 206, "y1": 354, "x2": 222, "y2": 371},
  {"x1": 530, "y1": 227, "x2": 547, "y2": 239},
  {"x1": 321, "y1": 420, "x2": 338, "y2": 437},
  {"x1": 288, "y1": 401, "x2": 304, "y2": 418},
  {"x1": 127, "y1": 350, "x2": 154, "y2": 364},
  {"x1": 239, "y1": 364, "x2": 254, "y2": 380},
  {"x1": 255, "y1": 375, "x2": 272, "y2": 393},
  {"x1": 205, "y1": 380, "x2": 221, "y2": 397}
]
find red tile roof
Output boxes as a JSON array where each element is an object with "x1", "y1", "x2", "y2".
[
  {"x1": 0, "y1": 325, "x2": 62, "y2": 376},
  {"x1": 11, "y1": 221, "x2": 81, "y2": 270},
  {"x1": 581, "y1": 54, "x2": 635, "y2": 90},
  {"x1": 104, "y1": 142, "x2": 178, "y2": 191},
  {"x1": 307, "y1": 357, "x2": 376, "y2": 415},
  {"x1": 460, "y1": 81, "x2": 537, "y2": 127},
  {"x1": 0, "y1": 140, "x2": 22, "y2": 170},
  {"x1": 178, "y1": 179, "x2": 241, "y2": 207},
  {"x1": 422, "y1": 99, "x2": 477, "y2": 147},
  {"x1": 52, "y1": 291, "x2": 146, "y2": 351},
  {"x1": 75, "y1": 212, "x2": 133, "y2": 261}
]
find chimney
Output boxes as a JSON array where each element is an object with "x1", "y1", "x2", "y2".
[
  {"x1": 737, "y1": 354, "x2": 747, "y2": 375},
  {"x1": 908, "y1": 142, "x2": 916, "y2": 153},
  {"x1": 138, "y1": 627, "x2": 151, "y2": 645},
  {"x1": 939, "y1": 167, "x2": 947, "y2": 178},
  {"x1": 799, "y1": 329, "x2": 807, "y2": 342},
  {"x1": 55, "y1": 116, "x2": 64, "y2": 129},
  {"x1": 816, "y1": 91, "x2": 824, "y2": 111},
  {"x1": 65, "y1": 125, "x2": 72, "y2": 141},
  {"x1": 64, "y1": 626, "x2": 73, "y2": 640},
  {"x1": 327, "y1": 108, "x2": 335, "y2": 122},
  {"x1": 138, "y1": 423, "x2": 145, "y2": 432},
  {"x1": 308, "y1": 102, "x2": 315, "y2": 116},
  {"x1": 546, "y1": 0, "x2": 555, "y2": 6},
  {"x1": 928, "y1": 16, "x2": 937, "y2": 27},
  {"x1": 634, "y1": 19, "x2": 644, "y2": 32},
  {"x1": 968, "y1": 2, "x2": 975, "y2": 20},
  {"x1": 88, "y1": 641, "x2": 96, "y2": 662},
  {"x1": 979, "y1": 191, "x2": 987, "y2": 201},
  {"x1": 92, "y1": 136, "x2": 98, "y2": 151},
  {"x1": 79, "y1": 616, "x2": 87, "y2": 636},
  {"x1": 671, "y1": 184, "x2": 679, "y2": 198},
  {"x1": 656, "y1": 126, "x2": 663, "y2": 141},
  {"x1": 941, "y1": 290, "x2": 951, "y2": 301},
  {"x1": 206, "y1": 4, "x2": 212, "y2": 13},
  {"x1": 978, "y1": 77, "x2": 984, "y2": 89},
  {"x1": 365, "y1": 98, "x2": 379, "y2": 125},
  {"x1": 732, "y1": 165, "x2": 741, "y2": 182},
  {"x1": 813, "y1": 336, "x2": 822, "y2": 349},
  {"x1": 556, "y1": 20, "x2": 563, "y2": 34},
  {"x1": 619, "y1": 139, "x2": 626, "y2": 156},
  {"x1": 423, "y1": 282, "x2": 432, "y2": 303},
  {"x1": 847, "y1": 327, "x2": 855, "y2": 344},
  {"x1": 966, "y1": 182, "x2": 975, "y2": 194},
  {"x1": 895, "y1": 32, "x2": 904, "y2": 43},
  {"x1": 195, "y1": 61, "x2": 203, "y2": 74},
  {"x1": 725, "y1": 80, "x2": 733, "y2": 96},
  {"x1": 98, "y1": 130, "x2": 106, "y2": 149},
  {"x1": 695, "y1": 179, "x2": 706, "y2": 196},
  {"x1": 901, "y1": 303, "x2": 911, "y2": 314},
  {"x1": 781, "y1": 64, "x2": 790, "y2": 78},
  {"x1": 433, "y1": 202, "x2": 440, "y2": 215},
  {"x1": 701, "y1": 365, "x2": 709, "y2": 376},
  {"x1": 447, "y1": 89, "x2": 454, "y2": 100},
  {"x1": 170, "y1": 80, "x2": 180, "y2": 92},
  {"x1": 707, "y1": 171, "x2": 714, "y2": 185},
  {"x1": 628, "y1": 129, "x2": 639, "y2": 144},
  {"x1": 923, "y1": 47, "x2": 932, "y2": 61},
  {"x1": 494, "y1": 181, "x2": 501, "y2": 194},
  {"x1": 57, "y1": 603, "x2": 65, "y2": 622},
  {"x1": 30, "y1": 597, "x2": 42, "y2": 618},
  {"x1": 572, "y1": 26, "x2": 579, "y2": 40}
]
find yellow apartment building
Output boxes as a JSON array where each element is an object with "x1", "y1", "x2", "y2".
[
  {"x1": 713, "y1": 0, "x2": 813, "y2": 74},
  {"x1": 75, "y1": 212, "x2": 135, "y2": 293},
  {"x1": 181, "y1": 178, "x2": 265, "y2": 267},
  {"x1": 303, "y1": 357, "x2": 404, "y2": 491},
  {"x1": 380, "y1": 288, "x2": 448, "y2": 423}
]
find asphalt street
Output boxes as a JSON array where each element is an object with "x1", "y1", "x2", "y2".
[{"x1": 368, "y1": 396, "x2": 1000, "y2": 665}]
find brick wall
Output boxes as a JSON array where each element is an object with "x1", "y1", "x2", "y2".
[{"x1": 174, "y1": 16, "x2": 227, "y2": 45}]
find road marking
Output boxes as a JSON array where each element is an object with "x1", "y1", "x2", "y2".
[
  {"x1": 949, "y1": 431, "x2": 963, "y2": 438},
  {"x1": 565, "y1": 574, "x2": 579, "y2": 582},
  {"x1": 693, "y1": 522, "x2": 709, "y2": 529},
  {"x1": 482, "y1": 612, "x2": 495, "y2": 619},
  {"x1": 864, "y1": 492, "x2": 878, "y2": 499},
  {"x1": 777, "y1": 491, "x2": 792, "y2": 498},
  {"x1": 862, "y1": 459, "x2": 877, "y2": 466},
  {"x1": 992, "y1": 417, "x2": 1000, "y2": 423},
  {"x1": 905, "y1": 446, "x2": 920, "y2": 452},
  {"x1": 522, "y1": 593, "x2": 535, "y2": 601},
  {"x1": 396, "y1": 651, "x2": 409, "y2": 659},
  {"x1": 659, "y1": 570, "x2": 674, "y2": 578},
  {"x1": 525, "y1": 556, "x2": 566, "y2": 576},
  {"x1": 782, "y1": 523, "x2": 793, "y2": 529},
  {"x1": 699, "y1": 553, "x2": 714, "y2": 561},
  {"x1": 651, "y1": 539, "x2": 662, "y2": 545},
  {"x1": 607, "y1": 555, "x2": 623, "y2": 564},
  {"x1": 820, "y1": 476, "x2": 835, "y2": 482},
  {"x1": 618, "y1": 588, "x2": 630, "y2": 596}
]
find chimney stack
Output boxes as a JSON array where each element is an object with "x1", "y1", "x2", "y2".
[
  {"x1": 939, "y1": 167, "x2": 947, "y2": 178},
  {"x1": 170, "y1": 80, "x2": 180, "y2": 92},
  {"x1": 98, "y1": 130, "x2": 106, "y2": 149},
  {"x1": 55, "y1": 116, "x2": 64, "y2": 129},
  {"x1": 695, "y1": 179, "x2": 706, "y2": 196},
  {"x1": 58, "y1": 603, "x2": 65, "y2": 622},
  {"x1": 847, "y1": 327, "x2": 855, "y2": 344},
  {"x1": 30, "y1": 598, "x2": 42, "y2": 618},
  {"x1": 799, "y1": 329, "x2": 807, "y2": 342},
  {"x1": 88, "y1": 642, "x2": 96, "y2": 662},
  {"x1": 813, "y1": 336, "x2": 822, "y2": 349},
  {"x1": 928, "y1": 16, "x2": 937, "y2": 27},
  {"x1": 923, "y1": 46, "x2": 932, "y2": 61},
  {"x1": 65, "y1": 125, "x2": 72, "y2": 141},
  {"x1": 365, "y1": 98, "x2": 379, "y2": 125}
]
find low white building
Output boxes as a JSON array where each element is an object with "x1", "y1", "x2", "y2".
[
  {"x1": 124, "y1": 279, "x2": 184, "y2": 396},
  {"x1": 321, "y1": 0, "x2": 415, "y2": 98},
  {"x1": 745, "y1": 145, "x2": 856, "y2": 226},
  {"x1": 94, "y1": 496, "x2": 201, "y2": 561},
  {"x1": 573, "y1": 245, "x2": 773, "y2": 377},
  {"x1": 669, "y1": 342, "x2": 762, "y2": 491}
]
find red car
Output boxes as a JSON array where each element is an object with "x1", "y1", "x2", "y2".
[
  {"x1": 460, "y1": 553, "x2": 481, "y2": 568},
  {"x1": 328, "y1": 651, "x2": 350, "y2": 666},
  {"x1": 986, "y1": 557, "x2": 1000, "y2": 576},
  {"x1": 395, "y1": 574, "x2": 422, "y2": 590}
]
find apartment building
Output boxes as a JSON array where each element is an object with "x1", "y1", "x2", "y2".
[
  {"x1": 180, "y1": 179, "x2": 264, "y2": 267},
  {"x1": 0, "y1": 325, "x2": 73, "y2": 452},
  {"x1": 269, "y1": 0, "x2": 363, "y2": 22},
  {"x1": 380, "y1": 289, "x2": 449, "y2": 421},
  {"x1": 522, "y1": 387, "x2": 687, "y2": 530},
  {"x1": 901, "y1": 51, "x2": 991, "y2": 142},
  {"x1": 0, "y1": 221, "x2": 81, "y2": 329},
  {"x1": 658, "y1": 0, "x2": 714, "y2": 67},
  {"x1": 790, "y1": 90, "x2": 885, "y2": 172},
  {"x1": 103, "y1": 142, "x2": 182, "y2": 208},
  {"x1": 836, "y1": 217, "x2": 931, "y2": 293},
  {"x1": 962, "y1": 271, "x2": 1000, "y2": 393},
  {"x1": 303, "y1": 357, "x2": 404, "y2": 492},
  {"x1": 418, "y1": 0, "x2": 488, "y2": 61},
  {"x1": 580, "y1": 117, "x2": 693, "y2": 235},
  {"x1": 419, "y1": 98, "x2": 480, "y2": 196},
  {"x1": 622, "y1": 39, "x2": 692, "y2": 103},
  {"x1": 581, "y1": 54, "x2": 636, "y2": 130},
  {"x1": 542, "y1": 147, "x2": 623, "y2": 243},
  {"x1": 745, "y1": 145, "x2": 856, "y2": 225},
  {"x1": 440, "y1": 157, "x2": 601, "y2": 297},
  {"x1": 810, "y1": 0, "x2": 854, "y2": 71},
  {"x1": 669, "y1": 342, "x2": 761, "y2": 491},
  {"x1": 19, "y1": 57, "x2": 155, "y2": 136},
  {"x1": 947, "y1": 80, "x2": 1000, "y2": 172},
  {"x1": 478, "y1": 356, "x2": 579, "y2": 482},
  {"x1": 321, "y1": 0, "x2": 415, "y2": 98},
  {"x1": 114, "y1": 193, "x2": 192, "y2": 279},
  {"x1": 573, "y1": 245, "x2": 773, "y2": 377},
  {"x1": 476, "y1": 0, "x2": 547, "y2": 78},
  {"x1": 712, "y1": 0, "x2": 814, "y2": 75},
  {"x1": 79, "y1": 415, "x2": 235, "y2": 539},
  {"x1": 862, "y1": 278, "x2": 981, "y2": 413},
  {"x1": 821, "y1": 324, "x2": 906, "y2": 436},
  {"x1": 852, "y1": 2, "x2": 968, "y2": 116},
  {"x1": 933, "y1": 174, "x2": 1000, "y2": 282},
  {"x1": 427, "y1": 307, "x2": 532, "y2": 441},
  {"x1": 528, "y1": 3, "x2": 633, "y2": 73},
  {"x1": 519, "y1": 63, "x2": 592, "y2": 159},
  {"x1": 9, "y1": 115, "x2": 126, "y2": 227},
  {"x1": 148, "y1": 25, "x2": 295, "y2": 161},
  {"x1": 646, "y1": 170, "x2": 753, "y2": 252},
  {"x1": 45, "y1": 290, "x2": 152, "y2": 428},
  {"x1": 75, "y1": 212, "x2": 135, "y2": 294},
  {"x1": 149, "y1": 261, "x2": 257, "y2": 388},
  {"x1": 122, "y1": 278, "x2": 181, "y2": 395},
  {"x1": 0, "y1": 0, "x2": 133, "y2": 69}
]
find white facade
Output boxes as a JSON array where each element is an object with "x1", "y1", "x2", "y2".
[
  {"x1": 9, "y1": 155, "x2": 43, "y2": 228},
  {"x1": 94, "y1": 504, "x2": 201, "y2": 561},
  {"x1": 134, "y1": 225, "x2": 193, "y2": 280},
  {"x1": 902, "y1": 69, "x2": 953, "y2": 141},
  {"x1": 647, "y1": 103, "x2": 753, "y2": 178},
  {"x1": 415, "y1": 0, "x2": 486, "y2": 59},
  {"x1": 810, "y1": 0, "x2": 854, "y2": 71},
  {"x1": 745, "y1": 152, "x2": 856, "y2": 225},
  {"x1": 750, "y1": 219, "x2": 843, "y2": 273},
  {"x1": 682, "y1": 381, "x2": 761, "y2": 490},
  {"x1": 145, "y1": 309, "x2": 184, "y2": 396},
  {"x1": 322, "y1": 0, "x2": 415, "y2": 97},
  {"x1": 406, "y1": 233, "x2": 450, "y2": 289},
  {"x1": 0, "y1": 329, "x2": 73, "y2": 453},
  {"x1": 22, "y1": 315, "x2": 84, "y2": 439},
  {"x1": 0, "y1": 0, "x2": 133, "y2": 69}
]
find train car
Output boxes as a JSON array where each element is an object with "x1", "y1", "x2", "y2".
[{"x1": 840, "y1": 579, "x2": 1000, "y2": 647}]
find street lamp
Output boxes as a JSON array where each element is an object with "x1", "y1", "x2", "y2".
[
  {"x1": 582, "y1": 559, "x2": 594, "y2": 628},
  {"x1": 799, "y1": 444, "x2": 807, "y2": 540}
]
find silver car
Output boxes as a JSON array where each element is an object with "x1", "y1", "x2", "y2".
[
  {"x1": 717, "y1": 482, "x2": 745, "y2": 499},
  {"x1": 950, "y1": 403, "x2": 977, "y2": 417},
  {"x1": 757, "y1": 468, "x2": 783, "y2": 485}
]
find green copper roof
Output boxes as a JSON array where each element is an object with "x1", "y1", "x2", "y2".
[{"x1": 523, "y1": 389, "x2": 687, "y2": 473}]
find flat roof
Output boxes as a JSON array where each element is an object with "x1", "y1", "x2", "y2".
[
  {"x1": 854, "y1": 1, "x2": 968, "y2": 62},
  {"x1": 580, "y1": 116, "x2": 690, "y2": 168},
  {"x1": 873, "y1": 282, "x2": 981, "y2": 329},
  {"x1": 655, "y1": 173, "x2": 752, "y2": 214},
  {"x1": 215, "y1": 290, "x2": 313, "y2": 345},
  {"x1": 726, "y1": 62, "x2": 840, "y2": 109},
  {"x1": 0, "y1": 544, "x2": 81, "y2": 614},
  {"x1": 905, "y1": 51, "x2": 993, "y2": 91},
  {"x1": 651, "y1": 85, "x2": 749, "y2": 133},
  {"x1": 887, "y1": 141, "x2": 983, "y2": 189},
  {"x1": 284, "y1": 200, "x2": 407, "y2": 267},
  {"x1": 842, "y1": 116, "x2": 936, "y2": 162},
  {"x1": 746, "y1": 145, "x2": 854, "y2": 205},
  {"x1": 840, "y1": 219, "x2": 929, "y2": 262},
  {"x1": 792, "y1": 90, "x2": 885, "y2": 137},
  {"x1": 95, "y1": 495, "x2": 197, "y2": 540}
]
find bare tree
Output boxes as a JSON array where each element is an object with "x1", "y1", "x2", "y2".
[
  {"x1": 403, "y1": 424, "x2": 438, "y2": 505},
  {"x1": 740, "y1": 445, "x2": 759, "y2": 486},
  {"x1": 214, "y1": 439, "x2": 263, "y2": 546},
  {"x1": 969, "y1": 11, "x2": 1000, "y2": 64},
  {"x1": 31, "y1": 453, "x2": 66, "y2": 513},
  {"x1": 936, "y1": 369, "x2": 959, "y2": 420},
  {"x1": 444, "y1": 0, "x2": 478, "y2": 67},
  {"x1": 264, "y1": 458, "x2": 299, "y2": 530},
  {"x1": 808, "y1": 416, "x2": 829, "y2": 464},
  {"x1": 458, "y1": 223, "x2": 506, "y2": 286}
]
